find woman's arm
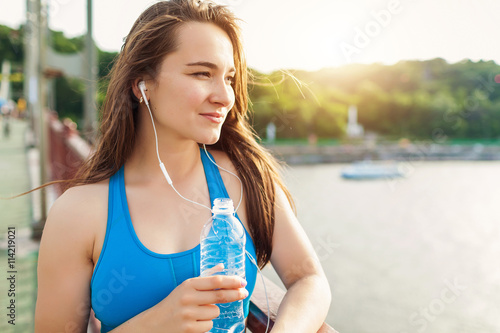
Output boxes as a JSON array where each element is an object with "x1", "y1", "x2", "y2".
[
  {"x1": 269, "y1": 186, "x2": 332, "y2": 333},
  {"x1": 35, "y1": 187, "x2": 101, "y2": 332}
]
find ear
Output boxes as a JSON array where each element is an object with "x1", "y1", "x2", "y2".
[{"x1": 132, "y1": 78, "x2": 149, "y2": 102}]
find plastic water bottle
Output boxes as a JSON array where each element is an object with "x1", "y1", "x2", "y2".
[{"x1": 200, "y1": 198, "x2": 246, "y2": 333}]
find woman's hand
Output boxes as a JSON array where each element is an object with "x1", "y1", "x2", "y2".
[{"x1": 117, "y1": 264, "x2": 248, "y2": 333}]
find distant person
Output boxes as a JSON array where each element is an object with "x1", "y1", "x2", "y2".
[
  {"x1": 34, "y1": 1, "x2": 330, "y2": 333},
  {"x1": 17, "y1": 97, "x2": 27, "y2": 119},
  {"x1": 1, "y1": 101, "x2": 12, "y2": 138}
]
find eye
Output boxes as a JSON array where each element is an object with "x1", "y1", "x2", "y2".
[
  {"x1": 192, "y1": 72, "x2": 211, "y2": 78},
  {"x1": 226, "y1": 75, "x2": 235, "y2": 84}
]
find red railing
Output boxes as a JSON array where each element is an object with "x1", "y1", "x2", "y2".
[
  {"x1": 48, "y1": 111, "x2": 92, "y2": 195},
  {"x1": 46, "y1": 113, "x2": 337, "y2": 333}
]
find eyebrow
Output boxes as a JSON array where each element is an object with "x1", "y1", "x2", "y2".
[{"x1": 185, "y1": 61, "x2": 236, "y2": 73}]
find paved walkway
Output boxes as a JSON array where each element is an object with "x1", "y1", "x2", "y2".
[{"x1": 0, "y1": 118, "x2": 39, "y2": 333}]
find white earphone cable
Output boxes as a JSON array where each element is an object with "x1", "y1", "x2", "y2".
[
  {"x1": 202, "y1": 144, "x2": 243, "y2": 213},
  {"x1": 144, "y1": 97, "x2": 212, "y2": 211},
  {"x1": 142, "y1": 90, "x2": 269, "y2": 333},
  {"x1": 245, "y1": 250, "x2": 271, "y2": 333}
]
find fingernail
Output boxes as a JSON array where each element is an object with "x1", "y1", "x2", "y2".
[
  {"x1": 241, "y1": 279, "x2": 247, "y2": 287},
  {"x1": 243, "y1": 289, "x2": 249, "y2": 297}
]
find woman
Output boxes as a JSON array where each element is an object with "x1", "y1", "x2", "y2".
[{"x1": 34, "y1": 1, "x2": 331, "y2": 332}]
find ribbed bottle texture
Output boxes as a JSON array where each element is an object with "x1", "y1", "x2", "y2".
[{"x1": 200, "y1": 198, "x2": 246, "y2": 333}]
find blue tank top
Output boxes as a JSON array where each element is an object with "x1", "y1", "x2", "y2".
[{"x1": 90, "y1": 150, "x2": 258, "y2": 332}]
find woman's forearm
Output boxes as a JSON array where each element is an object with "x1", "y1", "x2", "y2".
[{"x1": 270, "y1": 274, "x2": 331, "y2": 333}]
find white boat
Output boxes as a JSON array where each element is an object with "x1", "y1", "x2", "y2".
[{"x1": 341, "y1": 161, "x2": 406, "y2": 180}]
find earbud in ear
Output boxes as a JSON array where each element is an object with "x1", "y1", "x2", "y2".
[
  {"x1": 138, "y1": 80, "x2": 172, "y2": 184},
  {"x1": 138, "y1": 81, "x2": 149, "y2": 106},
  {"x1": 138, "y1": 81, "x2": 146, "y2": 93}
]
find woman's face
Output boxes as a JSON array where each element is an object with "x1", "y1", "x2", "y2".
[{"x1": 146, "y1": 22, "x2": 236, "y2": 145}]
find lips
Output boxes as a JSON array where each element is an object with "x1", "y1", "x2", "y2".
[{"x1": 200, "y1": 112, "x2": 225, "y2": 124}]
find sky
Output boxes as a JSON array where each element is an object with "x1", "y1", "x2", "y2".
[{"x1": 0, "y1": 0, "x2": 498, "y2": 73}]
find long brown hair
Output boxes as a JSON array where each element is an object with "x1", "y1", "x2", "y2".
[{"x1": 67, "y1": 0, "x2": 294, "y2": 268}]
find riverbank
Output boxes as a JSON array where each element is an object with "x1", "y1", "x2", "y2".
[{"x1": 265, "y1": 141, "x2": 500, "y2": 164}]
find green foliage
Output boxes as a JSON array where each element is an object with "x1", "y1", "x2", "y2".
[
  {"x1": 0, "y1": 24, "x2": 118, "y2": 125},
  {"x1": 249, "y1": 58, "x2": 500, "y2": 140},
  {"x1": 54, "y1": 76, "x2": 84, "y2": 126},
  {"x1": 98, "y1": 49, "x2": 118, "y2": 78},
  {"x1": 50, "y1": 30, "x2": 84, "y2": 53},
  {"x1": 1, "y1": 23, "x2": 499, "y2": 141},
  {"x1": 0, "y1": 25, "x2": 24, "y2": 100},
  {"x1": 0, "y1": 25, "x2": 24, "y2": 64}
]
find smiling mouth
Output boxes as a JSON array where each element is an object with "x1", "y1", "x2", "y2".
[{"x1": 200, "y1": 113, "x2": 225, "y2": 124}]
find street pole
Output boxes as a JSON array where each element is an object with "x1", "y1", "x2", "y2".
[
  {"x1": 84, "y1": 0, "x2": 97, "y2": 142},
  {"x1": 25, "y1": 0, "x2": 38, "y2": 146},
  {"x1": 31, "y1": 0, "x2": 49, "y2": 239}
]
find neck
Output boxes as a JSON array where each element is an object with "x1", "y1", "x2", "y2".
[{"x1": 127, "y1": 121, "x2": 201, "y2": 184}]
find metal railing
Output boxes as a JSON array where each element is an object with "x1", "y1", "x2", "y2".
[{"x1": 248, "y1": 274, "x2": 337, "y2": 333}]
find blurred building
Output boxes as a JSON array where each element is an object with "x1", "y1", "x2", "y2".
[{"x1": 346, "y1": 105, "x2": 364, "y2": 138}]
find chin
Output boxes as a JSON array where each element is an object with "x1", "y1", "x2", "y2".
[{"x1": 198, "y1": 133, "x2": 221, "y2": 146}]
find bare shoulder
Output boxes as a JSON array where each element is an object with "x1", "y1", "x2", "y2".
[
  {"x1": 42, "y1": 180, "x2": 108, "y2": 258},
  {"x1": 48, "y1": 180, "x2": 108, "y2": 226},
  {"x1": 206, "y1": 149, "x2": 241, "y2": 188},
  {"x1": 206, "y1": 149, "x2": 236, "y2": 171}
]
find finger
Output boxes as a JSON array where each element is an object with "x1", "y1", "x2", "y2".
[
  {"x1": 189, "y1": 319, "x2": 214, "y2": 333},
  {"x1": 196, "y1": 304, "x2": 220, "y2": 321},
  {"x1": 198, "y1": 287, "x2": 249, "y2": 305},
  {"x1": 193, "y1": 274, "x2": 246, "y2": 291},
  {"x1": 200, "y1": 263, "x2": 225, "y2": 277}
]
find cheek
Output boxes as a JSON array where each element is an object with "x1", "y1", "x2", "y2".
[
  {"x1": 229, "y1": 88, "x2": 236, "y2": 108},
  {"x1": 155, "y1": 83, "x2": 202, "y2": 116},
  {"x1": 170, "y1": 79, "x2": 207, "y2": 108},
  {"x1": 185, "y1": 87, "x2": 207, "y2": 107}
]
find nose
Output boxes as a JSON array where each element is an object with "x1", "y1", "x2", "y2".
[{"x1": 210, "y1": 78, "x2": 235, "y2": 110}]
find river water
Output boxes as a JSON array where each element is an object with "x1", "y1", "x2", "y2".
[{"x1": 262, "y1": 161, "x2": 500, "y2": 333}]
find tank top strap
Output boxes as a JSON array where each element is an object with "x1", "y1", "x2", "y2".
[
  {"x1": 200, "y1": 148, "x2": 231, "y2": 206},
  {"x1": 111, "y1": 166, "x2": 125, "y2": 210},
  {"x1": 90, "y1": 165, "x2": 125, "y2": 287}
]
